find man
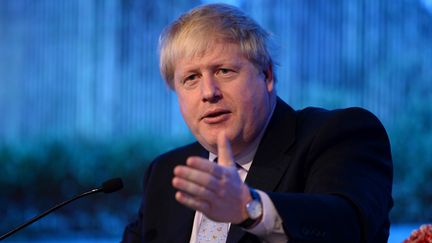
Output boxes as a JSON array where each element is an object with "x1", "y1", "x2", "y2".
[{"x1": 123, "y1": 3, "x2": 393, "y2": 243}]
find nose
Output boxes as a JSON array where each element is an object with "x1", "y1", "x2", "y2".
[{"x1": 201, "y1": 74, "x2": 221, "y2": 103}]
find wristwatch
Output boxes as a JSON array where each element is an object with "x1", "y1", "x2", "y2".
[{"x1": 236, "y1": 188, "x2": 263, "y2": 229}]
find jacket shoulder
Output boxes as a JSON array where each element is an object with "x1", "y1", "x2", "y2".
[
  {"x1": 150, "y1": 142, "x2": 206, "y2": 171},
  {"x1": 296, "y1": 106, "x2": 387, "y2": 136}
]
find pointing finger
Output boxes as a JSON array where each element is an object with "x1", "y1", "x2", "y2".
[{"x1": 217, "y1": 132, "x2": 235, "y2": 168}]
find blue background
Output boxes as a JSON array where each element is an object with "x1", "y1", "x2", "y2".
[{"x1": 1, "y1": 0, "x2": 431, "y2": 242}]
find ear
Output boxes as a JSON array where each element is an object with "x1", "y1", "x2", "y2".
[{"x1": 263, "y1": 66, "x2": 274, "y2": 93}]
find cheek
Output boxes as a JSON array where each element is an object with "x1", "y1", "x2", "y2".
[
  {"x1": 177, "y1": 95, "x2": 190, "y2": 116},
  {"x1": 239, "y1": 85, "x2": 269, "y2": 123},
  {"x1": 177, "y1": 94, "x2": 198, "y2": 127},
  {"x1": 239, "y1": 86, "x2": 263, "y2": 110}
]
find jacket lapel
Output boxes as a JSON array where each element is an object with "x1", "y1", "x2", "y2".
[
  {"x1": 166, "y1": 206, "x2": 195, "y2": 242},
  {"x1": 246, "y1": 97, "x2": 296, "y2": 190},
  {"x1": 227, "y1": 98, "x2": 297, "y2": 242},
  {"x1": 166, "y1": 145, "x2": 208, "y2": 242}
]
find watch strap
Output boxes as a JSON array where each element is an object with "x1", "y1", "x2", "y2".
[{"x1": 236, "y1": 188, "x2": 262, "y2": 229}]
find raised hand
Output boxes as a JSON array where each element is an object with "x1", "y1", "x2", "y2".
[{"x1": 172, "y1": 132, "x2": 251, "y2": 223}]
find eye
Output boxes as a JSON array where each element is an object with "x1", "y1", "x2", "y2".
[
  {"x1": 181, "y1": 74, "x2": 200, "y2": 89},
  {"x1": 184, "y1": 74, "x2": 198, "y2": 82},
  {"x1": 217, "y1": 68, "x2": 235, "y2": 77}
]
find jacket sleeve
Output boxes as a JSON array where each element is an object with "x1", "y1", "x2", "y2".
[{"x1": 269, "y1": 108, "x2": 393, "y2": 243}]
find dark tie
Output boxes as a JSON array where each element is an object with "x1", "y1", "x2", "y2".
[{"x1": 213, "y1": 157, "x2": 243, "y2": 170}]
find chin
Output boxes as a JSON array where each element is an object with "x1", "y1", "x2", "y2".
[{"x1": 195, "y1": 135, "x2": 217, "y2": 153}]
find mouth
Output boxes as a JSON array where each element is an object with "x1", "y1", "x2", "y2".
[{"x1": 201, "y1": 109, "x2": 231, "y2": 124}]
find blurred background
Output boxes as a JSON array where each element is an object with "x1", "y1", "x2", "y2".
[{"x1": 0, "y1": 0, "x2": 431, "y2": 242}]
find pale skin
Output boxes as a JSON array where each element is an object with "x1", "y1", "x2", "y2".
[
  {"x1": 172, "y1": 132, "x2": 251, "y2": 224},
  {"x1": 170, "y1": 42, "x2": 275, "y2": 224}
]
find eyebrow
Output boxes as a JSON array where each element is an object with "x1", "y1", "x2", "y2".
[{"x1": 180, "y1": 59, "x2": 244, "y2": 72}]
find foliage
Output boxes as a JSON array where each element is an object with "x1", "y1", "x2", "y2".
[
  {"x1": 390, "y1": 97, "x2": 432, "y2": 223},
  {"x1": 403, "y1": 224, "x2": 432, "y2": 243},
  {"x1": 0, "y1": 135, "x2": 191, "y2": 239}
]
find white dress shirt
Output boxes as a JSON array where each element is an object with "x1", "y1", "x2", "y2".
[{"x1": 189, "y1": 103, "x2": 288, "y2": 242}]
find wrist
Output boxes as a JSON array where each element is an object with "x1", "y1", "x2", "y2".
[
  {"x1": 236, "y1": 187, "x2": 263, "y2": 229},
  {"x1": 240, "y1": 185, "x2": 252, "y2": 221}
]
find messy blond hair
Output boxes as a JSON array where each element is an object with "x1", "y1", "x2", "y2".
[{"x1": 159, "y1": 3, "x2": 276, "y2": 89}]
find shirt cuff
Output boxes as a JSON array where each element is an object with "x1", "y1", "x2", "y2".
[{"x1": 244, "y1": 190, "x2": 287, "y2": 241}]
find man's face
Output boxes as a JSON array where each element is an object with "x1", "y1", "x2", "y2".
[{"x1": 173, "y1": 43, "x2": 274, "y2": 155}]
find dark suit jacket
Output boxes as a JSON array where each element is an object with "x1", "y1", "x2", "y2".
[{"x1": 122, "y1": 98, "x2": 393, "y2": 243}]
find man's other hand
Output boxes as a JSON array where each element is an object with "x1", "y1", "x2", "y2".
[{"x1": 172, "y1": 132, "x2": 251, "y2": 223}]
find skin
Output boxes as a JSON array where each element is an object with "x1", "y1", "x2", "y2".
[{"x1": 171, "y1": 42, "x2": 275, "y2": 223}]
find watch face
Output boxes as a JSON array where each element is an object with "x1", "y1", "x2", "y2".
[{"x1": 247, "y1": 200, "x2": 263, "y2": 219}]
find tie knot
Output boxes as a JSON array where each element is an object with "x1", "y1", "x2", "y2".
[{"x1": 213, "y1": 157, "x2": 244, "y2": 170}]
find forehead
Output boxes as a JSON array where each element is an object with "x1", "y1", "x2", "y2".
[{"x1": 174, "y1": 42, "x2": 247, "y2": 72}]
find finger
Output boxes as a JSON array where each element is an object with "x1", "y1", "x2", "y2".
[
  {"x1": 173, "y1": 164, "x2": 223, "y2": 191},
  {"x1": 217, "y1": 132, "x2": 235, "y2": 167},
  {"x1": 185, "y1": 157, "x2": 224, "y2": 179},
  {"x1": 175, "y1": 191, "x2": 210, "y2": 212},
  {"x1": 172, "y1": 176, "x2": 216, "y2": 198}
]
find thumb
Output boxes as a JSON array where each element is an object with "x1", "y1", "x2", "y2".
[{"x1": 217, "y1": 132, "x2": 235, "y2": 168}]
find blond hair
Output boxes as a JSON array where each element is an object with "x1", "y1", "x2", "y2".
[{"x1": 159, "y1": 3, "x2": 276, "y2": 89}]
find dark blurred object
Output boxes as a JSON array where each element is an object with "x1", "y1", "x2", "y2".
[
  {"x1": 0, "y1": 178, "x2": 123, "y2": 241},
  {"x1": 0, "y1": 137, "x2": 177, "y2": 240}
]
